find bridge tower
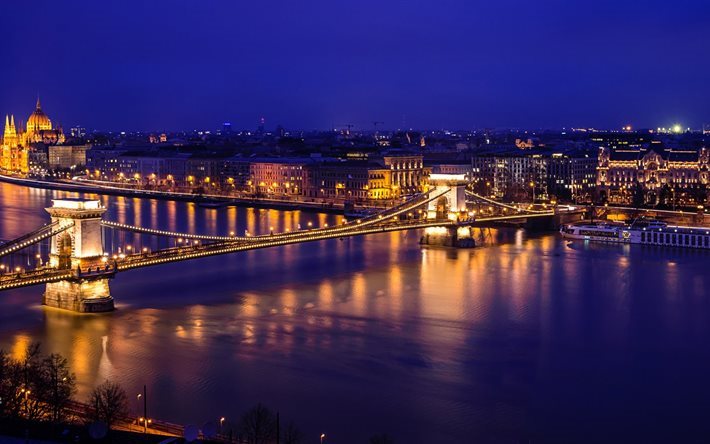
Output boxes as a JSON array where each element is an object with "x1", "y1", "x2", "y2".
[
  {"x1": 427, "y1": 174, "x2": 468, "y2": 220},
  {"x1": 420, "y1": 174, "x2": 475, "y2": 248},
  {"x1": 43, "y1": 198, "x2": 115, "y2": 313}
]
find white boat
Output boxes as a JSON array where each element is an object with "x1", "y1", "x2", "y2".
[{"x1": 560, "y1": 219, "x2": 710, "y2": 249}]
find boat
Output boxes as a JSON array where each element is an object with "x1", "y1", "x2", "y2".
[
  {"x1": 344, "y1": 208, "x2": 378, "y2": 219},
  {"x1": 343, "y1": 202, "x2": 378, "y2": 219},
  {"x1": 197, "y1": 201, "x2": 229, "y2": 209},
  {"x1": 560, "y1": 218, "x2": 710, "y2": 249}
]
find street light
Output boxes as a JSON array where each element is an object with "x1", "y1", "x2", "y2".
[
  {"x1": 321, "y1": 433, "x2": 326, "y2": 444},
  {"x1": 139, "y1": 385, "x2": 147, "y2": 434}
]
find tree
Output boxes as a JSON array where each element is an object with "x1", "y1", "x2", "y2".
[
  {"x1": 18, "y1": 343, "x2": 48, "y2": 422},
  {"x1": 370, "y1": 433, "x2": 395, "y2": 444},
  {"x1": 282, "y1": 421, "x2": 304, "y2": 444},
  {"x1": 42, "y1": 353, "x2": 76, "y2": 423},
  {"x1": 0, "y1": 345, "x2": 43, "y2": 420},
  {"x1": 238, "y1": 403, "x2": 277, "y2": 444},
  {"x1": 632, "y1": 182, "x2": 646, "y2": 208},
  {"x1": 89, "y1": 380, "x2": 128, "y2": 430},
  {"x1": 0, "y1": 345, "x2": 78, "y2": 424},
  {"x1": 0, "y1": 350, "x2": 16, "y2": 418}
]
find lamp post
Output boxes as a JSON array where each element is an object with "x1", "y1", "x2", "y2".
[
  {"x1": 320, "y1": 433, "x2": 326, "y2": 444},
  {"x1": 137, "y1": 385, "x2": 147, "y2": 434}
]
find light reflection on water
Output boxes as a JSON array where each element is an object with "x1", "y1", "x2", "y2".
[{"x1": 1, "y1": 182, "x2": 710, "y2": 443}]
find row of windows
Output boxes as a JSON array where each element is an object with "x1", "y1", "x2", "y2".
[{"x1": 640, "y1": 231, "x2": 710, "y2": 248}]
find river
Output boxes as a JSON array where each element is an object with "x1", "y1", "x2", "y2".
[{"x1": 1, "y1": 181, "x2": 709, "y2": 443}]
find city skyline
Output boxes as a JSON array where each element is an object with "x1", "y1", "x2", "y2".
[
  {"x1": 0, "y1": 95, "x2": 704, "y2": 134},
  {"x1": 2, "y1": 0, "x2": 709, "y2": 131}
]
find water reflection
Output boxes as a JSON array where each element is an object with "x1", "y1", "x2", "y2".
[{"x1": 1, "y1": 182, "x2": 710, "y2": 442}]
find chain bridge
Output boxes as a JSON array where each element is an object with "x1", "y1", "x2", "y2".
[{"x1": 0, "y1": 181, "x2": 562, "y2": 313}]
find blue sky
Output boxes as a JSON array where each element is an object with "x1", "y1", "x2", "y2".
[{"x1": 1, "y1": 0, "x2": 709, "y2": 131}]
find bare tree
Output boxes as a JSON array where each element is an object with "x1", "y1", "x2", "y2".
[
  {"x1": 282, "y1": 420, "x2": 304, "y2": 444},
  {"x1": 0, "y1": 350, "x2": 16, "y2": 418},
  {"x1": 1, "y1": 344, "x2": 78, "y2": 425},
  {"x1": 17, "y1": 343, "x2": 48, "y2": 421},
  {"x1": 89, "y1": 380, "x2": 128, "y2": 430},
  {"x1": 0, "y1": 346, "x2": 42, "y2": 419},
  {"x1": 238, "y1": 403, "x2": 277, "y2": 444},
  {"x1": 42, "y1": 353, "x2": 76, "y2": 423}
]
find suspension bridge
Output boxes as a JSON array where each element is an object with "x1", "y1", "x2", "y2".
[{"x1": 0, "y1": 178, "x2": 568, "y2": 313}]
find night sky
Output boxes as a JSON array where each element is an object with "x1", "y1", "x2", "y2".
[{"x1": 2, "y1": 0, "x2": 709, "y2": 131}]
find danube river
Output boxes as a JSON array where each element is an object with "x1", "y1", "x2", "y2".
[{"x1": 1, "y1": 181, "x2": 709, "y2": 443}]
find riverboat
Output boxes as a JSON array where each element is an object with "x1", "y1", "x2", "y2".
[{"x1": 560, "y1": 219, "x2": 710, "y2": 249}]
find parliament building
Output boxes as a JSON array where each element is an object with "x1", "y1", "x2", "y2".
[{"x1": 1, "y1": 98, "x2": 65, "y2": 174}]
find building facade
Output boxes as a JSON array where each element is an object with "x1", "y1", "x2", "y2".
[
  {"x1": 471, "y1": 154, "x2": 548, "y2": 201},
  {"x1": 547, "y1": 152, "x2": 597, "y2": 202},
  {"x1": 1, "y1": 115, "x2": 28, "y2": 173},
  {"x1": 303, "y1": 162, "x2": 393, "y2": 201},
  {"x1": 382, "y1": 153, "x2": 429, "y2": 196},
  {"x1": 597, "y1": 143, "x2": 709, "y2": 205},
  {"x1": 1, "y1": 99, "x2": 65, "y2": 174}
]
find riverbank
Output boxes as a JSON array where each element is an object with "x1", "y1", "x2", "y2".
[{"x1": 0, "y1": 173, "x2": 354, "y2": 215}]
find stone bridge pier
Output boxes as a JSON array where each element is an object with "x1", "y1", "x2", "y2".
[{"x1": 43, "y1": 199, "x2": 115, "y2": 313}]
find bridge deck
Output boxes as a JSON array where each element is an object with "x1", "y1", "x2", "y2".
[{"x1": 0, "y1": 187, "x2": 559, "y2": 292}]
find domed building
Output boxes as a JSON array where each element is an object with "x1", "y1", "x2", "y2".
[
  {"x1": 24, "y1": 97, "x2": 64, "y2": 145},
  {"x1": 2, "y1": 98, "x2": 65, "y2": 174}
]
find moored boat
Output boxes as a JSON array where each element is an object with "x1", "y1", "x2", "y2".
[{"x1": 560, "y1": 218, "x2": 710, "y2": 249}]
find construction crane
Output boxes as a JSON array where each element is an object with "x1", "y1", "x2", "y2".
[
  {"x1": 333, "y1": 123, "x2": 355, "y2": 137},
  {"x1": 372, "y1": 121, "x2": 385, "y2": 141}
]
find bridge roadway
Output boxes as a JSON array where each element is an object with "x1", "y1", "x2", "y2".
[
  {"x1": 0, "y1": 184, "x2": 560, "y2": 293},
  {"x1": 0, "y1": 189, "x2": 448, "y2": 291},
  {"x1": 0, "y1": 210, "x2": 556, "y2": 292},
  {"x1": 100, "y1": 188, "x2": 446, "y2": 243},
  {"x1": 115, "y1": 211, "x2": 558, "y2": 272}
]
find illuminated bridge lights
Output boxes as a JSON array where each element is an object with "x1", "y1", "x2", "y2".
[
  {"x1": 101, "y1": 189, "x2": 447, "y2": 246},
  {"x1": 464, "y1": 190, "x2": 552, "y2": 214},
  {"x1": 116, "y1": 219, "x2": 458, "y2": 271},
  {"x1": 0, "y1": 189, "x2": 555, "y2": 292},
  {"x1": 0, "y1": 221, "x2": 74, "y2": 258}
]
